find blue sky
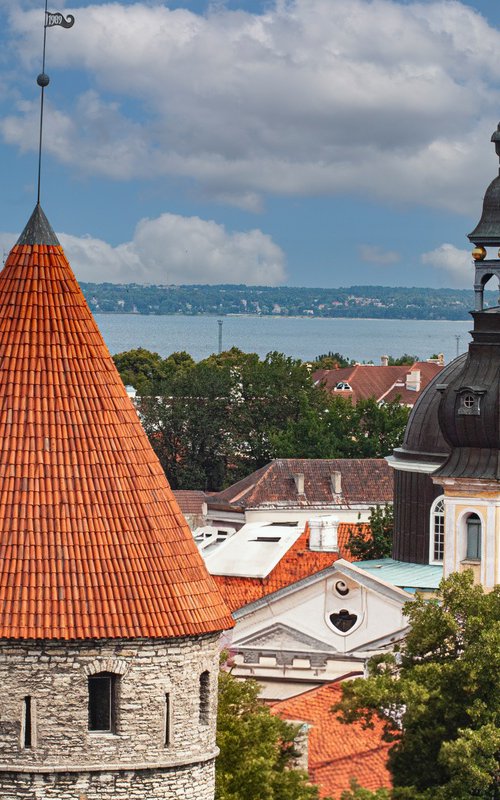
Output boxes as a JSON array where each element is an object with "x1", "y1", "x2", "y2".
[{"x1": 1, "y1": 0, "x2": 500, "y2": 287}]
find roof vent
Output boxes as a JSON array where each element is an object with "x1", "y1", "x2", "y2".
[{"x1": 309, "y1": 516, "x2": 339, "y2": 552}]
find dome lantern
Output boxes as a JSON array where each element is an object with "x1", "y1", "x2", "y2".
[{"x1": 468, "y1": 123, "x2": 500, "y2": 310}]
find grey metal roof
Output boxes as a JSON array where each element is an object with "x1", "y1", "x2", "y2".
[
  {"x1": 392, "y1": 353, "x2": 467, "y2": 467},
  {"x1": 16, "y1": 204, "x2": 60, "y2": 246}
]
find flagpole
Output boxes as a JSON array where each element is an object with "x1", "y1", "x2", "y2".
[
  {"x1": 36, "y1": 0, "x2": 50, "y2": 206},
  {"x1": 35, "y1": 3, "x2": 75, "y2": 206}
]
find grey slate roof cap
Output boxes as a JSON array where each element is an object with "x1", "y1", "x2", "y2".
[{"x1": 16, "y1": 204, "x2": 60, "y2": 247}]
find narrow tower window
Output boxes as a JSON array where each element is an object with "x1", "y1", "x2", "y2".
[
  {"x1": 466, "y1": 514, "x2": 481, "y2": 561},
  {"x1": 88, "y1": 672, "x2": 117, "y2": 732},
  {"x1": 199, "y1": 671, "x2": 210, "y2": 725},
  {"x1": 164, "y1": 693, "x2": 171, "y2": 746},
  {"x1": 23, "y1": 696, "x2": 32, "y2": 749}
]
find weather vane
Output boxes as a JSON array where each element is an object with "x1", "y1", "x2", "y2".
[{"x1": 36, "y1": 0, "x2": 75, "y2": 205}]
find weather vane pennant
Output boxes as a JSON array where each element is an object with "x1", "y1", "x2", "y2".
[{"x1": 45, "y1": 11, "x2": 75, "y2": 29}]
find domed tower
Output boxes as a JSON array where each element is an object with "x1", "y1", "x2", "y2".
[
  {"x1": 0, "y1": 205, "x2": 233, "y2": 799},
  {"x1": 389, "y1": 354, "x2": 466, "y2": 565},
  {"x1": 430, "y1": 123, "x2": 500, "y2": 588}
]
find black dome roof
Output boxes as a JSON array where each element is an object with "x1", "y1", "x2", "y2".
[{"x1": 392, "y1": 353, "x2": 467, "y2": 468}]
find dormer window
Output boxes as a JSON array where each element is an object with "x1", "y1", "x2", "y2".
[
  {"x1": 335, "y1": 381, "x2": 352, "y2": 391},
  {"x1": 457, "y1": 386, "x2": 485, "y2": 416}
]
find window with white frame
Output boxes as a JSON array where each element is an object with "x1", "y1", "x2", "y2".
[{"x1": 430, "y1": 496, "x2": 445, "y2": 563}]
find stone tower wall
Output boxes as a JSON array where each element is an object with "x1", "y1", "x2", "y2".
[{"x1": 0, "y1": 634, "x2": 221, "y2": 799}]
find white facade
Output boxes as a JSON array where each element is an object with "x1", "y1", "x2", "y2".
[
  {"x1": 437, "y1": 477, "x2": 500, "y2": 589},
  {"x1": 228, "y1": 560, "x2": 410, "y2": 699}
]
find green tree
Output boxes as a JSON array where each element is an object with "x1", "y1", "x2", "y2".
[
  {"x1": 313, "y1": 351, "x2": 353, "y2": 369},
  {"x1": 387, "y1": 354, "x2": 419, "y2": 366},
  {"x1": 216, "y1": 670, "x2": 324, "y2": 800},
  {"x1": 341, "y1": 782, "x2": 390, "y2": 799},
  {"x1": 334, "y1": 572, "x2": 500, "y2": 800},
  {"x1": 353, "y1": 398, "x2": 410, "y2": 458},
  {"x1": 113, "y1": 347, "x2": 168, "y2": 395},
  {"x1": 271, "y1": 396, "x2": 408, "y2": 461},
  {"x1": 347, "y1": 504, "x2": 393, "y2": 560}
]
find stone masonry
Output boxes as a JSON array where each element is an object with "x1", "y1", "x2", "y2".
[{"x1": 0, "y1": 633, "x2": 221, "y2": 799}]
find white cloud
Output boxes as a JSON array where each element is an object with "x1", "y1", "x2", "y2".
[
  {"x1": 359, "y1": 244, "x2": 400, "y2": 265},
  {"x1": 421, "y1": 243, "x2": 473, "y2": 287},
  {"x1": 2, "y1": 0, "x2": 500, "y2": 211},
  {"x1": 57, "y1": 213, "x2": 286, "y2": 284}
]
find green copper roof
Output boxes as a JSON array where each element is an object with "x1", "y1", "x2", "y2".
[{"x1": 354, "y1": 558, "x2": 443, "y2": 590}]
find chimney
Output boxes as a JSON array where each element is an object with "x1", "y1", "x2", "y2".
[
  {"x1": 330, "y1": 471, "x2": 342, "y2": 495},
  {"x1": 380, "y1": 355, "x2": 389, "y2": 367},
  {"x1": 294, "y1": 473, "x2": 305, "y2": 494},
  {"x1": 406, "y1": 369, "x2": 421, "y2": 392},
  {"x1": 437, "y1": 353, "x2": 444, "y2": 366},
  {"x1": 309, "y1": 516, "x2": 339, "y2": 552}
]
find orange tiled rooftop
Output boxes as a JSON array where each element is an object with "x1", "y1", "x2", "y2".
[
  {"x1": 0, "y1": 205, "x2": 233, "y2": 640},
  {"x1": 213, "y1": 523, "x2": 368, "y2": 612},
  {"x1": 273, "y1": 682, "x2": 392, "y2": 799}
]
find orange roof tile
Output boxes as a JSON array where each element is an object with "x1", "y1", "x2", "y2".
[
  {"x1": 213, "y1": 523, "x2": 367, "y2": 612},
  {"x1": 273, "y1": 682, "x2": 392, "y2": 799},
  {"x1": 0, "y1": 205, "x2": 234, "y2": 640}
]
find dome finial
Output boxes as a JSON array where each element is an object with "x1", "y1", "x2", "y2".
[{"x1": 491, "y1": 122, "x2": 500, "y2": 167}]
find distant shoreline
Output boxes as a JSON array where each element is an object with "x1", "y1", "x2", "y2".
[
  {"x1": 83, "y1": 283, "x2": 484, "y2": 322},
  {"x1": 94, "y1": 311, "x2": 473, "y2": 322}
]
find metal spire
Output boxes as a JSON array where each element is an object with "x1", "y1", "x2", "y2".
[{"x1": 35, "y1": 3, "x2": 75, "y2": 205}]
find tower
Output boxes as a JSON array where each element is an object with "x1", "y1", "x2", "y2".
[
  {"x1": 0, "y1": 205, "x2": 233, "y2": 799},
  {"x1": 430, "y1": 123, "x2": 500, "y2": 588}
]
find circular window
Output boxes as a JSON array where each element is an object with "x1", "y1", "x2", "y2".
[
  {"x1": 462, "y1": 394, "x2": 475, "y2": 409},
  {"x1": 335, "y1": 580, "x2": 349, "y2": 597}
]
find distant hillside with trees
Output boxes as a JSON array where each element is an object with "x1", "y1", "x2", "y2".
[{"x1": 82, "y1": 283, "x2": 496, "y2": 320}]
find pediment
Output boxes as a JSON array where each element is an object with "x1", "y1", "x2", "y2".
[{"x1": 233, "y1": 622, "x2": 336, "y2": 653}]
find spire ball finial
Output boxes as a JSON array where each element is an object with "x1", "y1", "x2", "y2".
[{"x1": 37, "y1": 73, "x2": 50, "y2": 88}]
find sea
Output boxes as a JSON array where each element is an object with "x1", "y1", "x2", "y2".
[{"x1": 95, "y1": 314, "x2": 473, "y2": 365}]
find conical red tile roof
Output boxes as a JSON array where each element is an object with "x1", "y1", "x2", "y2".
[{"x1": 0, "y1": 205, "x2": 234, "y2": 640}]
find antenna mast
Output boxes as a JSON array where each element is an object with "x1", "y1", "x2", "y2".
[{"x1": 35, "y1": 3, "x2": 75, "y2": 205}]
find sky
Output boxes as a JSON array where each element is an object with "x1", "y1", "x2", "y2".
[{"x1": 1, "y1": 0, "x2": 500, "y2": 288}]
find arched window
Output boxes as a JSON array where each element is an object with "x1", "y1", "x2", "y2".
[
  {"x1": 199, "y1": 671, "x2": 210, "y2": 725},
  {"x1": 465, "y1": 513, "x2": 481, "y2": 561},
  {"x1": 88, "y1": 672, "x2": 118, "y2": 733},
  {"x1": 430, "y1": 496, "x2": 445, "y2": 563}
]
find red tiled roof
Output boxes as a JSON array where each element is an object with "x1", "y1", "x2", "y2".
[
  {"x1": 313, "y1": 362, "x2": 443, "y2": 406},
  {"x1": 213, "y1": 523, "x2": 368, "y2": 612},
  {"x1": 273, "y1": 682, "x2": 392, "y2": 799},
  {"x1": 173, "y1": 489, "x2": 208, "y2": 515},
  {"x1": 211, "y1": 459, "x2": 392, "y2": 509},
  {"x1": 0, "y1": 207, "x2": 233, "y2": 640}
]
